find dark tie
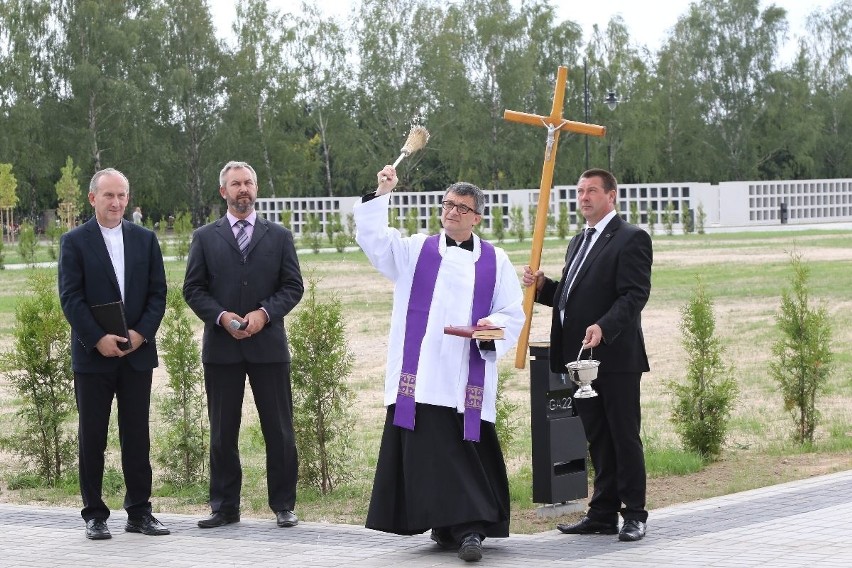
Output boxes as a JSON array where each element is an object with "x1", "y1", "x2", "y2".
[
  {"x1": 558, "y1": 228, "x2": 596, "y2": 310},
  {"x1": 235, "y1": 220, "x2": 250, "y2": 254}
]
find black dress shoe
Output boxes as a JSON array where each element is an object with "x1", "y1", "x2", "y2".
[
  {"x1": 197, "y1": 511, "x2": 240, "y2": 528},
  {"x1": 430, "y1": 528, "x2": 456, "y2": 549},
  {"x1": 556, "y1": 516, "x2": 618, "y2": 535},
  {"x1": 85, "y1": 519, "x2": 112, "y2": 540},
  {"x1": 619, "y1": 519, "x2": 647, "y2": 541},
  {"x1": 276, "y1": 509, "x2": 298, "y2": 527},
  {"x1": 457, "y1": 533, "x2": 483, "y2": 562},
  {"x1": 125, "y1": 513, "x2": 170, "y2": 536}
]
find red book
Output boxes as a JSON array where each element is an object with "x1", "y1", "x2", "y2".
[{"x1": 443, "y1": 324, "x2": 505, "y2": 340}]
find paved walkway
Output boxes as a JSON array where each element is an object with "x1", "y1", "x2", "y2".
[{"x1": 1, "y1": 469, "x2": 850, "y2": 567}]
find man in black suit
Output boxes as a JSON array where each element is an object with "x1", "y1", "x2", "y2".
[
  {"x1": 523, "y1": 168, "x2": 652, "y2": 542},
  {"x1": 58, "y1": 168, "x2": 169, "y2": 540},
  {"x1": 183, "y1": 161, "x2": 304, "y2": 529}
]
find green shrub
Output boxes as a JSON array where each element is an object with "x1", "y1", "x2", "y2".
[
  {"x1": 388, "y1": 207, "x2": 400, "y2": 230},
  {"x1": 696, "y1": 204, "x2": 707, "y2": 234},
  {"x1": 629, "y1": 202, "x2": 640, "y2": 225},
  {"x1": 556, "y1": 203, "x2": 569, "y2": 239},
  {"x1": 428, "y1": 209, "x2": 441, "y2": 235},
  {"x1": 509, "y1": 205, "x2": 525, "y2": 242},
  {"x1": 0, "y1": 272, "x2": 76, "y2": 485},
  {"x1": 404, "y1": 208, "x2": 419, "y2": 236},
  {"x1": 45, "y1": 223, "x2": 66, "y2": 261},
  {"x1": 647, "y1": 207, "x2": 657, "y2": 236},
  {"x1": 681, "y1": 204, "x2": 694, "y2": 234},
  {"x1": 495, "y1": 366, "x2": 518, "y2": 454},
  {"x1": 667, "y1": 277, "x2": 738, "y2": 461},
  {"x1": 769, "y1": 252, "x2": 833, "y2": 444},
  {"x1": 156, "y1": 287, "x2": 207, "y2": 487},
  {"x1": 491, "y1": 205, "x2": 505, "y2": 242},
  {"x1": 302, "y1": 213, "x2": 323, "y2": 254},
  {"x1": 662, "y1": 202, "x2": 675, "y2": 235},
  {"x1": 172, "y1": 212, "x2": 193, "y2": 261},
  {"x1": 326, "y1": 212, "x2": 343, "y2": 244},
  {"x1": 289, "y1": 275, "x2": 354, "y2": 493},
  {"x1": 17, "y1": 222, "x2": 37, "y2": 265}
]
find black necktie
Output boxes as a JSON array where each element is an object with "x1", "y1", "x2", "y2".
[
  {"x1": 558, "y1": 228, "x2": 596, "y2": 310},
  {"x1": 235, "y1": 220, "x2": 249, "y2": 254}
]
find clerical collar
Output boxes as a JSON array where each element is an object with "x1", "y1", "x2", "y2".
[
  {"x1": 445, "y1": 234, "x2": 474, "y2": 251},
  {"x1": 98, "y1": 222, "x2": 122, "y2": 234}
]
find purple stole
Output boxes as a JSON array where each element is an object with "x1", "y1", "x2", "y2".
[{"x1": 392, "y1": 234, "x2": 497, "y2": 442}]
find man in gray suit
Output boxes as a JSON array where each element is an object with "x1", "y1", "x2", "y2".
[
  {"x1": 59, "y1": 168, "x2": 169, "y2": 540},
  {"x1": 183, "y1": 161, "x2": 304, "y2": 529}
]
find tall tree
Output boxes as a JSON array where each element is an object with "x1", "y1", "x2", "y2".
[
  {"x1": 656, "y1": 0, "x2": 786, "y2": 181},
  {"x1": 161, "y1": 0, "x2": 224, "y2": 226},
  {"x1": 215, "y1": 0, "x2": 304, "y2": 198},
  {"x1": 293, "y1": 2, "x2": 354, "y2": 196},
  {"x1": 353, "y1": 0, "x2": 434, "y2": 190},
  {"x1": 0, "y1": 0, "x2": 61, "y2": 216},
  {"x1": 583, "y1": 17, "x2": 657, "y2": 182},
  {"x1": 802, "y1": 0, "x2": 852, "y2": 178}
]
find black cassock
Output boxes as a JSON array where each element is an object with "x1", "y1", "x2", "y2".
[{"x1": 365, "y1": 402, "x2": 510, "y2": 540}]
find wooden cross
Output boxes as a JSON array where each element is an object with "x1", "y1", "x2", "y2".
[{"x1": 503, "y1": 65, "x2": 607, "y2": 369}]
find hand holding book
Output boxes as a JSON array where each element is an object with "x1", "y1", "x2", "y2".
[
  {"x1": 443, "y1": 324, "x2": 505, "y2": 340},
  {"x1": 91, "y1": 301, "x2": 132, "y2": 351}
]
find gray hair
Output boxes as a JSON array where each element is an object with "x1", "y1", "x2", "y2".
[
  {"x1": 219, "y1": 161, "x2": 258, "y2": 187},
  {"x1": 89, "y1": 168, "x2": 130, "y2": 194},
  {"x1": 444, "y1": 182, "x2": 485, "y2": 215}
]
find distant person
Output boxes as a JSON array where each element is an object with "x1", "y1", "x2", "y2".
[
  {"x1": 58, "y1": 168, "x2": 169, "y2": 540},
  {"x1": 355, "y1": 165, "x2": 525, "y2": 562},
  {"x1": 523, "y1": 168, "x2": 652, "y2": 542},
  {"x1": 183, "y1": 160, "x2": 304, "y2": 530},
  {"x1": 132, "y1": 206, "x2": 143, "y2": 225}
]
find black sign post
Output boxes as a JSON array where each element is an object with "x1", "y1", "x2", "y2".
[{"x1": 529, "y1": 341, "x2": 588, "y2": 504}]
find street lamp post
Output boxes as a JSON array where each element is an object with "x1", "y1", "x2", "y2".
[
  {"x1": 604, "y1": 91, "x2": 618, "y2": 171},
  {"x1": 583, "y1": 60, "x2": 620, "y2": 171},
  {"x1": 583, "y1": 60, "x2": 590, "y2": 171}
]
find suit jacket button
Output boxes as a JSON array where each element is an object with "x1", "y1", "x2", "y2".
[{"x1": 242, "y1": 280, "x2": 248, "y2": 286}]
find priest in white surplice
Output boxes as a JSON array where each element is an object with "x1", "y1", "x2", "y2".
[{"x1": 355, "y1": 165, "x2": 524, "y2": 563}]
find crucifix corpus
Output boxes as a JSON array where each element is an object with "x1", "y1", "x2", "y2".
[{"x1": 503, "y1": 65, "x2": 607, "y2": 369}]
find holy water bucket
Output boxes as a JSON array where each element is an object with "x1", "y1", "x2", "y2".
[{"x1": 565, "y1": 344, "x2": 600, "y2": 399}]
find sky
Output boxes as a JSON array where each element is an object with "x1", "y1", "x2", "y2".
[{"x1": 208, "y1": 0, "x2": 835, "y2": 61}]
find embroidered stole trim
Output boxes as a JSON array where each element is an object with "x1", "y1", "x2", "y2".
[
  {"x1": 463, "y1": 240, "x2": 496, "y2": 441},
  {"x1": 393, "y1": 235, "x2": 441, "y2": 431}
]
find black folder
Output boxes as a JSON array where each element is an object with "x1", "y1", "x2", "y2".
[{"x1": 90, "y1": 301, "x2": 132, "y2": 351}]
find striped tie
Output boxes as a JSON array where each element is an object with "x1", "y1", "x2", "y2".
[{"x1": 235, "y1": 220, "x2": 249, "y2": 254}]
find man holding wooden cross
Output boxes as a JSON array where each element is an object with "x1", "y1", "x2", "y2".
[{"x1": 523, "y1": 168, "x2": 653, "y2": 542}]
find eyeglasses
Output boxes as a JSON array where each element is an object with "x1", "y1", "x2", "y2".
[{"x1": 441, "y1": 200, "x2": 478, "y2": 215}]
